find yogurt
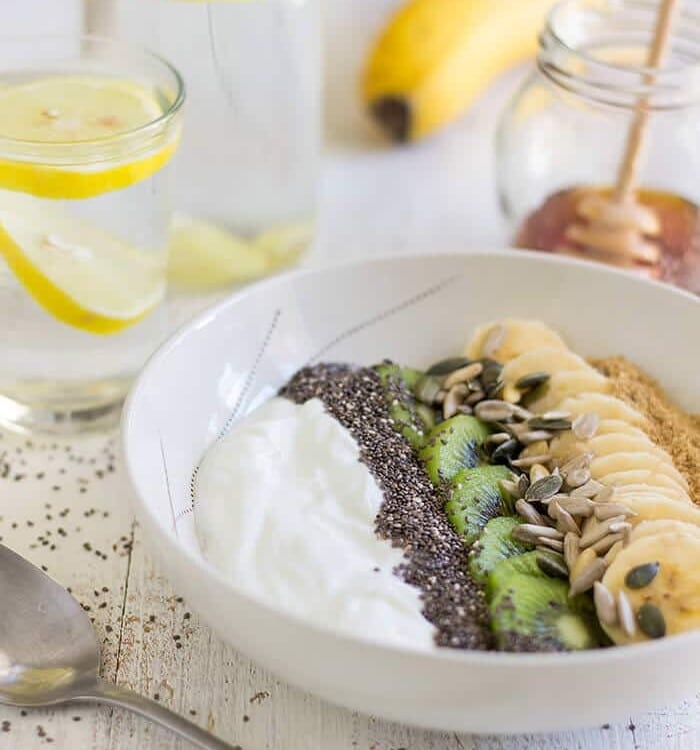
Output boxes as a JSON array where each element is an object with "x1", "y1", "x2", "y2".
[{"x1": 195, "y1": 396, "x2": 435, "y2": 649}]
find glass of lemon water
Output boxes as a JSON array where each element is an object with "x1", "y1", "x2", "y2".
[{"x1": 0, "y1": 36, "x2": 184, "y2": 434}]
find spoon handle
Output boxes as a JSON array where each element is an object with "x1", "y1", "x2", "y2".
[{"x1": 82, "y1": 679, "x2": 239, "y2": 750}]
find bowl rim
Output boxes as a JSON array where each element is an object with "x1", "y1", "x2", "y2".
[{"x1": 122, "y1": 248, "x2": 700, "y2": 667}]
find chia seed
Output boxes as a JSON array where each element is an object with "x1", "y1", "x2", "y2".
[{"x1": 281, "y1": 363, "x2": 493, "y2": 651}]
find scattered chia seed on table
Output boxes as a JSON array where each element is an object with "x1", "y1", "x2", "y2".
[{"x1": 281, "y1": 363, "x2": 493, "y2": 650}]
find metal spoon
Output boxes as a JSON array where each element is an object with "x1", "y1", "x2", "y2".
[{"x1": 0, "y1": 544, "x2": 238, "y2": 750}]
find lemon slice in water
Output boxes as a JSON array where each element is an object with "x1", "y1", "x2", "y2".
[
  {"x1": 0, "y1": 75, "x2": 179, "y2": 199},
  {"x1": 0, "y1": 192, "x2": 165, "y2": 335}
]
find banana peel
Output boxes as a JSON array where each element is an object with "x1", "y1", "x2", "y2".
[{"x1": 363, "y1": 0, "x2": 556, "y2": 143}]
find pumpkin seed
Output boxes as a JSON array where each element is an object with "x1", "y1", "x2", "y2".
[
  {"x1": 536, "y1": 549, "x2": 569, "y2": 579},
  {"x1": 444, "y1": 362, "x2": 484, "y2": 390},
  {"x1": 573, "y1": 412, "x2": 600, "y2": 440},
  {"x1": 617, "y1": 591, "x2": 637, "y2": 637},
  {"x1": 426, "y1": 357, "x2": 471, "y2": 377},
  {"x1": 491, "y1": 439, "x2": 519, "y2": 463},
  {"x1": 517, "y1": 473, "x2": 530, "y2": 497},
  {"x1": 515, "y1": 371, "x2": 550, "y2": 390},
  {"x1": 625, "y1": 562, "x2": 660, "y2": 590},
  {"x1": 525, "y1": 474, "x2": 563, "y2": 502},
  {"x1": 414, "y1": 376, "x2": 443, "y2": 404},
  {"x1": 481, "y1": 324, "x2": 506, "y2": 358},
  {"x1": 637, "y1": 603, "x2": 666, "y2": 639},
  {"x1": 593, "y1": 582, "x2": 618, "y2": 626},
  {"x1": 569, "y1": 557, "x2": 607, "y2": 596}
]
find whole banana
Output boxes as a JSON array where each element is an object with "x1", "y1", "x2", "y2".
[{"x1": 363, "y1": 0, "x2": 555, "y2": 142}]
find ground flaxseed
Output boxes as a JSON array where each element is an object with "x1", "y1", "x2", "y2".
[
  {"x1": 281, "y1": 363, "x2": 493, "y2": 651},
  {"x1": 593, "y1": 356, "x2": 700, "y2": 501}
]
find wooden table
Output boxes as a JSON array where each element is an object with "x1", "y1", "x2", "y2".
[{"x1": 2, "y1": 1, "x2": 700, "y2": 747}]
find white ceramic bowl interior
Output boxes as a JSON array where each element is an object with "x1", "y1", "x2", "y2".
[{"x1": 123, "y1": 250, "x2": 700, "y2": 734}]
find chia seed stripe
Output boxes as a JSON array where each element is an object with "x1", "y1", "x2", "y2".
[{"x1": 281, "y1": 363, "x2": 493, "y2": 651}]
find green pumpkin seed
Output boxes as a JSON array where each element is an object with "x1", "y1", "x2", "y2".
[
  {"x1": 525, "y1": 474, "x2": 563, "y2": 501},
  {"x1": 426, "y1": 357, "x2": 472, "y2": 376},
  {"x1": 625, "y1": 562, "x2": 660, "y2": 590},
  {"x1": 637, "y1": 603, "x2": 666, "y2": 639},
  {"x1": 536, "y1": 549, "x2": 569, "y2": 579},
  {"x1": 528, "y1": 417, "x2": 572, "y2": 432},
  {"x1": 515, "y1": 371, "x2": 551, "y2": 390}
]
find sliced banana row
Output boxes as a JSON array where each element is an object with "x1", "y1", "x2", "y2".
[{"x1": 465, "y1": 319, "x2": 698, "y2": 644}]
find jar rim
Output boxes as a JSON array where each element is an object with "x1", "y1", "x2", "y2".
[
  {"x1": 0, "y1": 34, "x2": 185, "y2": 162},
  {"x1": 539, "y1": 0, "x2": 700, "y2": 109}
]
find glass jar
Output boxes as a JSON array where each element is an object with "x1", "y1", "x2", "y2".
[
  {"x1": 86, "y1": 0, "x2": 321, "y2": 290},
  {"x1": 497, "y1": 0, "x2": 700, "y2": 293}
]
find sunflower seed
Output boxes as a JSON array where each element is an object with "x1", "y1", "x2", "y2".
[
  {"x1": 444, "y1": 362, "x2": 484, "y2": 390},
  {"x1": 570, "y1": 479, "x2": 605, "y2": 498},
  {"x1": 555, "y1": 505, "x2": 581, "y2": 535},
  {"x1": 617, "y1": 591, "x2": 637, "y2": 637},
  {"x1": 519, "y1": 440, "x2": 549, "y2": 459},
  {"x1": 529, "y1": 463, "x2": 550, "y2": 484},
  {"x1": 569, "y1": 557, "x2": 607, "y2": 596},
  {"x1": 573, "y1": 412, "x2": 600, "y2": 440},
  {"x1": 525, "y1": 474, "x2": 563, "y2": 502},
  {"x1": 521, "y1": 429, "x2": 554, "y2": 445},
  {"x1": 465, "y1": 390, "x2": 486, "y2": 405},
  {"x1": 511, "y1": 404, "x2": 535, "y2": 421},
  {"x1": 515, "y1": 371, "x2": 550, "y2": 390},
  {"x1": 593, "y1": 582, "x2": 618, "y2": 626},
  {"x1": 475, "y1": 400, "x2": 515, "y2": 423},
  {"x1": 625, "y1": 562, "x2": 660, "y2": 589},
  {"x1": 557, "y1": 496, "x2": 595, "y2": 517},
  {"x1": 517, "y1": 473, "x2": 530, "y2": 497},
  {"x1": 481, "y1": 324, "x2": 506, "y2": 358},
  {"x1": 571, "y1": 547, "x2": 597, "y2": 579},
  {"x1": 492, "y1": 439, "x2": 520, "y2": 463},
  {"x1": 609, "y1": 520, "x2": 632, "y2": 535},
  {"x1": 522, "y1": 523, "x2": 563, "y2": 540},
  {"x1": 594, "y1": 486, "x2": 616, "y2": 503},
  {"x1": 515, "y1": 499, "x2": 547, "y2": 525},
  {"x1": 528, "y1": 416, "x2": 572, "y2": 432},
  {"x1": 487, "y1": 432, "x2": 512, "y2": 446},
  {"x1": 511, "y1": 454, "x2": 552, "y2": 469},
  {"x1": 580, "y1": 516, "x2": 626, "y2": 548},
  {"x1": 560, "y1": 452, "x2": 594, "y2": 476},
  {"x1": 564, "y1": 532, "x2": 580, "y2": 570},
  {"x1": 548, "y1": 500, "x2": 562, "y2": 520},
  {"x1": 542, "y1": 410, "x2": 571, "y2": 421},
  {"x1": 443, "y1": 384, "x2": 469, "y2": 419},
  {"x1": 536, "y1": 550, "x2": 569, "y2": 578},
  {"x1": 511, "y1": 526, "x2": 538, "y2": 545},
  {"x1": 414, "y1": 375, "x2": 443, "y2": 404},
  {"x1": 457, "y1": 404, "x2": 473, "y2": 415},
  {"x1": 426, "y1": 357, "x2": 472, "y2": 377},
  {"x1": 604, "y1": 540, "x2": 624, "y2": 565},
  {"x1": 566, "y1": 467, "x2": 592, "y2": 489},
  {"x1": 537, "y1": 537, "x2": 564, "y2": 552},
  {"x1": 590, "y1": 532, "x2": 624, "y2": 555},
  {"x1": 499, "y1": 479, "x2": 520, "y2": 499},
  {"x1": 637, "y1": 603, "x2": 666, "y2": 639}
]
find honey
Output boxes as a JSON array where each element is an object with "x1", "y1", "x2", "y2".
[{"x1": 516, "y1": 187, "x2": 700, "y2": 294}]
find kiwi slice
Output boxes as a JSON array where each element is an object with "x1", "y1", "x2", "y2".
[
  {"x1": 444, "y1": 464, "x2": 512, "y2": 546},
  {"x1": 487, "y1": 552, "x2": 601, "y2": 652},
  {"x1": 469, "y1": 516, "x2": 532, "y2": 584},
  {"x1": 374, "y1": 363, "x2": 434, "y2": 449},
  {"x1": 420, "y1": 415, "x2": 491, "y2": 485}
]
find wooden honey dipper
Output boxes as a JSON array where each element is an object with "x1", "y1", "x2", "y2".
[{"x1": 565, "y1": 0, "x2": 681, "y2": 268}]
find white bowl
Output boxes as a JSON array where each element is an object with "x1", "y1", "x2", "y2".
[{"x1": 123, "y1": 250, "x2": 700, "y2": 734}]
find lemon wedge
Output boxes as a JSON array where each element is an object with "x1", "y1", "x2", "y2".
[
  {"x1": 168, "y1": 215, "x2": 271, "y2": 288},
  {"x1": 0, "y1": 192, "x2": 165, "y2": 335},
  {"x1": 0, "y1": 75, "x2": 179, "y2": 199}
]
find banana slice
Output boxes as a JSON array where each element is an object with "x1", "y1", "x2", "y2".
[
  {"x1": 591, "y1": 453, "x2": 688, "y2": 490},
  {"x1": 595, "y1": 419, "x2": 651, "y2": 439},
  {"x1": 501, "y1": 348, "x2": 594, "y2": 389},
  {"x1": 631, "y1": 520, "x2": 700, "y2": 542},
  {"x1": 601, "y1": 530, "x2": 700, "y2": 644},
  {"x1": 614, "y1": 495, "x2": 700, "y2": 528},
  {"x1": 465, "y1": 319, "x2": 567, "y2": 363},
  {"x1": 557, "y1": 394, "x2": 648, "y2": 428},
  {"x1": 602, "y1": 470, "x2": 691, "y2": 497},
  {"x1": 549, "y1": 432, "x2": 671, "y2": 464},
  {"x1": 615, "y1": 484, "x2": 693, "y2": 505},
  {"x1": 526, "y1": 370, "x2": 611, "y2": 413}
]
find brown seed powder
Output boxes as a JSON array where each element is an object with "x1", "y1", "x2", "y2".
[{"x1": 592, "y1": 356, "x2": 700, "y2": 502}]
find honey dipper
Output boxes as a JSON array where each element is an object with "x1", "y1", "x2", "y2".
[{"x1": 564, "y1": 0, "x2": 681, "y2": 269}]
